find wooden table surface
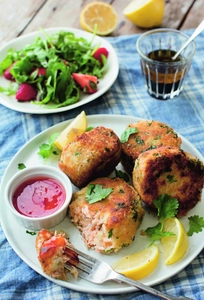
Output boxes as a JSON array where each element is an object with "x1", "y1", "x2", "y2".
[{"x1": 0, "y1": 0, "x2": 203, "y2": 47}]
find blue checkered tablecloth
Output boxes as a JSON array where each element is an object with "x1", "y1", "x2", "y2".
[{"x1": 0, "y1": 29, "x2": 203, "y2": 300}]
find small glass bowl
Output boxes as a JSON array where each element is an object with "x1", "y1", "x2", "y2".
[{"x1": 4, "y1": 165, "x2": 73, "y2": 230}]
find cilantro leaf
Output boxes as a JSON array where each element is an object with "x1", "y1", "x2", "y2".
[
  {"x1": 120, "y1": 127, "x2": 138, "y2": 143},
  {"x1": 153, "y1": 194, "x2": 179, "y2": 221},
  {"x1": 26, "y1": 230, "x2": 36, "y2": 236},
  {"x1": 144, "y1": 194, "x2": 178, "y2": 244},
  {"x1": 115, "y1": 169, "x2": 129, "y2": 182},
  {"x1": 85, "y1": 184, "x2": 113, "y2": 204},
  {"x1": 187, "y1": 215, "x2": 204, "y2": 236},
  {"x1": 18, "y1": 163, "x2": 26, "y2": 170},
  {"x1": 38, "y1": 132, "x2": 59, "y2": 159},
  {"x1": 145, "y1": 222, "x2": 175, "y2": 243}
]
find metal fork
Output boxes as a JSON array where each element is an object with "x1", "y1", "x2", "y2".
[{"x1": 64, "y1": 246, "x2": 193, "y2": 300}]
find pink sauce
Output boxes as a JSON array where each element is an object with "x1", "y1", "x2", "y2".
[{"x1": 12, "y1": 177, "x2": 66, "y2": 218}]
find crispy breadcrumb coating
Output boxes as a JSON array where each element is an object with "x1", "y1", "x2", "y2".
[
  {"x1": 36, "y1": 229, "x2": 78, "y2": 280},
  {"x1": 69, "y1": 177, "x2": 145, "y2": 253},
  {"x1": 121, "y1": 120, "x2": 182, "y2": 174},
  {"x1": 132, "y1": 146, "x2": 204, "y2": 216},
  {"x1": 59, "y1": 126, "x2": 121, "y2": 188}
]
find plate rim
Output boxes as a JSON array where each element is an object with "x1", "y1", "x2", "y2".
[
  {"x1": 0, "y1": 114, "x2": 204, "y2": 294},
  {"x1": 0, "y1": 27, "x2": 119, "y2": 114}
]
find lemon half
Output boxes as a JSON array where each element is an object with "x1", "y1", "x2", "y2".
[
  {"x1": 80, "y1": 2, "x2": 118, "y2": 36},
  {"x1": 123, "y1": 0, "x2": 165, "y2": 28},
  {"x1": 112, "y1": 244, "x2": 159, "y2": 280},
  {"x1": 161, "y1": 217, "x2": 188, "y2": 265},
  {"x1": 54, "y1": 111, "x2": 87, "y2": 150}
]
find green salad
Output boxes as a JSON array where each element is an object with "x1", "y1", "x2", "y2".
[{"x1": 0, "y1": 29, "x2": 108, "y2": 108}]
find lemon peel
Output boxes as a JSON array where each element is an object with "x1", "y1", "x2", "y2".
[
  {"x1": 123, "y1": 0, "x2": 165, "y2": 28},
  {"x1": 54, "y1": 111, "x2": 87, "y2": 150},
  {"x1": 112, "y1": 244, "x2": 159, "y2": 280},
  {"x1": 161, "y1": 217, "x2": 188, "y2": 265}
]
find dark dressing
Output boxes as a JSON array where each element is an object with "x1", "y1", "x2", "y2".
[{"x1": 143, "y1": 49, "x2": 186, "y2": 99}]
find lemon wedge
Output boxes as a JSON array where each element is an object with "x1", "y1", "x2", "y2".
[
  {"x1": 80, "y1": 2, "x2": 118, "y2": 36},
  {"x1": 161, "y1": 217, "x2": 188, "y2": 265},
  {"x1": 54, "y1": 111, "x2": 87, "y2": 150},
  {"x1": 112, "y1": 244, "x2": 159, "y2": 280},
  {"x1": 123, "y1": 0, "x2": 165, "y2": 28}
]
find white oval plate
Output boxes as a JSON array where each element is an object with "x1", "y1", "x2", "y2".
[
  {"x1": 0, "y1": 28, "x2": 119, "y2": 114},
  {"x1": 1, "y1": 114, "x2": 204, "y2": 294}
]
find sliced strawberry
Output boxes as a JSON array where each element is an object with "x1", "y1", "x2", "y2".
[
  {"x1": 37, "y1": 68, "x2": 46, "y2": 76},
  {"x1": 32, "y1": 67, "x2": 46, "y2": 76},
  {"x1": 4, "y1": 63, "x2": 16, "y2": 81},
  {"x1": 16, "y1": 83, "x2": 37, "y2": 101},
  {"x1": 72, "y1": 73, "x2": 98, "y2": 94},
  {"x1": 93, "y1": 47, "x2": 109, "y2": 65}
]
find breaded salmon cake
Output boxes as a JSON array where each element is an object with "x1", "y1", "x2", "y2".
[
  {"x1": 132, "y1": 146, "x2": 204, "y2": 217},
  {"x1": 68, "y1": 177, "x2": 145, "y2": 253},
  {"x1": 58, "y1": 126, "x2": 121, "y2": 188},
  {"x1": 121, "y1": 120, "x2": 182, "y2": 174},
  {"x1": 36, "y1": 229, "x2": 79, "y2": 280}
]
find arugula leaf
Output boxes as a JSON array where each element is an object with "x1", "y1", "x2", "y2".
[
  {"x1": 120, "y1": 127, "x2": 138, "y2": 143},
  {"x1": 85, "y1": 184, "x2": 113, "y2": 204},
  {"x1": 0, "y1": 30, "x2": 106, "y2": 108},
  {"x1": 0, "y1": 85, "x2": 17, "y2": 95},
  {"x1": 153, "y1": 194, "x2": 179, "y2": 221},
  {"x1": 38, "y1": 132, "x2": 59, "y2": 159},
  {"x1": 188, "y1": 215, "x2": 204, "y2": 236}
]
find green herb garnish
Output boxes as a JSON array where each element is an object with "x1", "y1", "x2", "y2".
[
  {"x1": 187, "y1": 215, "x2": 204, "y2": 236},
  {"x1": 166, "y1": 174, "x2": 177, "y2": 183},
  {"x1": 85, "y1": 183, "x2": 113, "y2": 204},
  {"x1": 38, "y1": 132, "x2": 59, "y2": 159},
  {"x1": 86, "y1": 126, "x2": 94, "y2": 132},
  {"x1": 115, "y1": 169, "x2": 129, "y2": 182},
  {"x1": 108, "y1": 229, "x2": 113, "y2": 238},
  {"x1": 153, "y1": 194, "x2": 179, "y2": 221},
  {"x1": 18, "y1": 163, "x2": 26, "y2": 170},
  {"x1": 145, "y1": 194, "x2": 179, "y2": 242},
  {"x1": 26, "y1": 230, "x2": 36, "y2": 236},
  {"x1": 120, "y1": 127, "x2": 138, "y2": 143}
]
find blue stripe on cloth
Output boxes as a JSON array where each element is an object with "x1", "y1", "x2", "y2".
[{"x1": 0, "y1": 29, "x2": 204, "y2": 299}]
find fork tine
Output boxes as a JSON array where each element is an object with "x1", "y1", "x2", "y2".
[
  {"x1": 64, "y1": 246, "x2": 193, "y2": 300},
  {"x1": 65, "y1": 246, "x2": 94, "y2": 275},
  {"x1": 66, "y1": 245, "x2": 97, "y2": 263},
  {"x1": 65, "y1": 261, "x2": 91, "y2": 278}
]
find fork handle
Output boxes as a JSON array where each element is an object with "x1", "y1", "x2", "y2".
[{"x1": 113, "y1": 272, "x2": 193, "y2": 300}]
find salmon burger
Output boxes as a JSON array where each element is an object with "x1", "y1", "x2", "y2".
[
  {"x1": 36, "y1": 229, "x2": 79, "y2": 280},
  {"x1": 132, "y1": 146, "x2": 204, "y2": 217},
  {"x1": 121, "y1": 120, "x2": 182, "y2": 174},
  {"x1": 68, "y1": 177, "x2": 145, "y2": 253},
  {"x1": 59, "y1": 126, "x2": 121, "y2": 188}
]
